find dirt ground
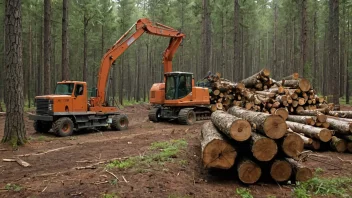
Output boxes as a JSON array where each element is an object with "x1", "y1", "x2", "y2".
[{"x1": 0, "y1": 104, "x2": 352, "y2": 198}]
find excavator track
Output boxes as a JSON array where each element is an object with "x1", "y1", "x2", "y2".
[
  {"x1": 195, "y1": 110, "x2": 211, "y2": 121},
  {"x1": 178, "y1": 108, "x2": 212, "y2": 125},
  {"x1": 148, "y1": 107, "x2": 161, "y2": 122},
  {"x1": 178, "y1": 108, "x2": 196, "y2": 125}
]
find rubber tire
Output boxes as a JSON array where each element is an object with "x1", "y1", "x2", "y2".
[
  {"x1": 111, "y1": 114, "x2": 129, "y2": 131},
  {"x1": 178, "y1": 108, "x2": 196, "y2": 125},
  {"x1": 52, "y1": 117, "x2": 74, "y2": 137},
  {"x1": 148, "y1": 108, "x2": 161, "y2": 122},
  {"x1": 33, "y1": 121, "x2": 52, "y2": 133}
]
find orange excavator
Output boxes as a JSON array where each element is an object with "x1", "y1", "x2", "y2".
[
  {"x1": 29, "y1": 18, "x2": 203, "y2": 136},
  {"x1": 148, "y1": 40, "x2": 211, "y2": 124}
]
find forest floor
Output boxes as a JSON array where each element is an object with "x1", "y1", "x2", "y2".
[{"x1": 0, "y1": 104, "x2": 352, "y2": 198}]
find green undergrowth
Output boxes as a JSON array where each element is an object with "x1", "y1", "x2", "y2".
[
  {"x1": 236, "y1": 187, "x2": 253, "y2": 198},
  {"x1": 293, "y1": 175, "x2": 352, "y2": 198},
  {"x1": 102, "y1": 193, "x2": 119, "y2": 198},
  {"x1": 106, "y1": 139, "x2": 187, "y2": 169},
  {"x1": 4, "y1": 183, "x2": 22, "y2": 192}
]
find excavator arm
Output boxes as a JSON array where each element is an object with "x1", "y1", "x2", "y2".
[{"x1": 92, "y1": 18, "x2": 185, "y2": 107}]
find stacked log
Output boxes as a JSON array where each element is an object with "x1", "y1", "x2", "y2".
[
  {"x1": 201, "y1": 69, "x2": 329, "y2": 113},
  {"x1": 201, "y1": 109, "x2": 312, "y2": 184},
  {"x1": 199, "y1": 69, "x2": 352, "y2": 184}
]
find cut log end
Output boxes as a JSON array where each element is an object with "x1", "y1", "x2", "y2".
[
  {"x1": 270, "y1": 160, "x2": 292, "y2": 182},
  {"x1": 230, "y1": 120, "x2": 252, "y2": 142},
  {"x1": 330, "y1": 136, "x2": 347, "y2": 153},
  {"x1": 319, "y1": 129, "x2": 333, "y2": 142},
  {"x1": 263, "y1": 115, "x2": 287, "y2": 139},
  {"x1": 237, "y1": 159, "x2": 262, "y2": 184},
  {"x1": 347, "y1": 142, "x2": 352, "y2": 153},
  {"x1": 252, "y1": 137, "x2": 277, "y2": 161},
  {"x1": 282, "y1": 133, "x2": 304, "y2": 158},
  {"x1": 275, "y1": 108, "x2": 289, "y2": 121},
  {"x1": 295, "y1": 167, "x2": 313, "y2": 182},
  {"x1": 299, "y1": 78, "x2": 311, "y2": 92},
  {"x1": 202, "y1": 139, "x2": 237, "y2": 169}
]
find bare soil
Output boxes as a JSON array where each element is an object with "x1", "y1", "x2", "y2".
[{"x1": 0, "y1": 104, "x2": 351, "y2": 198}]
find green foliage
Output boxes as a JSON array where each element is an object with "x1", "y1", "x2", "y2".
[
  {"x1": 314, "y1": 167, "x2": 324, "y2": 175},
  {"x1": 293, "y1": 176, "x2": 352, "y2": 198},
  {"x1": 236, "y1": 187, "x2": 253, "y2": 198},
  {"x1": 102, "y1": 193, "x2": 118, "y2": 198},
  {"x1": 168, "y1": 194, "x2": 192, "y2": 198},
  {"x1": 106, "y1": 139, "x2": 188, "y2": 169},
  {"x1": 5, "y1": 183, "x2": 22, "y2": 192}
]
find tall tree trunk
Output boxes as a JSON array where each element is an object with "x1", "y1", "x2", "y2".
[
  {"x1": 2, "y1": 0, "x2": 26, "y2": 145},
  {"x1": 61, "y1": 0, "x2": 69, "y2": 80},
  {"x1": 346, "y1": 13, "x2": 350, "y2": 104},
  {"x1": 83, "y1": 13, "x2": 88, "y2": 82},
  {"x1": 136, "y1": 47, "x2": 140, "y2": 102},
  {"x1": 313, "y1": 1, "x2": 318, "y2": 90},
  {"x1": 28, "y1": 23, "x2": 32, "y2": 108},
  {"x1": 300, "y1": 0, "x2": 307, "y2": 77},
  {"x1": 340, "y1": 2, "x2": 346, "y2": 98},
  {"x1": 201, "y1": 0, "x2": 211, "y2": 77},
  {"x1": 44, "y1": 0, "x2": 51, "y2": 94},
  {"x1": 234, "y1": 0, "x2": 240, "y2": 81},
  {"x1": 272, "y1": 0, "x2": 277, "y2": 77},
  {"x1": 328, "y1": 0, "x2": 339, "y2": 105}
]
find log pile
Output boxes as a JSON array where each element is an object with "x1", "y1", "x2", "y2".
[
  {"x1": 202, "y1": 69, "x2": 331, "y2": 114},
  {"x1": 201, "y1": 109, "x2": 311, "y2": 184},
  {"x1": 201, "y1": 103, "x2": 352, "y2": 184},
  {"x1": 200, "y1": 68, "x2": 352, "y2": 154}
]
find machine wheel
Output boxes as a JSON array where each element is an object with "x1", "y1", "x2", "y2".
[
  {"x1": 33, "y1": 121, "x2": 52, "y2": 133},
  {"x1": 111, "y1": 114, "x2": 129, "y2": 131},
  {"x1": 53, "y1": 117, "x2": 74, "y2": 137},
  {"x1": 148, "y1": 107, "x2": 161, "y2": 122},
  {"x1": 178, "y1": 108, "x2": 196, "y2": 125}
]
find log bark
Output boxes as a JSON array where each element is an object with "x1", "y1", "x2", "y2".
[
  {"x1": 201, "y1": 122, "x2": 237, "y2": 169},
  {"x1": 297, "y1": 109, "x2": 328, "y2": 121},
  {"x1": 326, "y1": 118, "x2": 352, "y2": 135},
  {"x1": 251, "y1": 132, "x2": 277, "y2": 161},
  {"x1": 280, "y1": 78, "x2": 311, "y2": 92},
  {"x1": 241, "y1": 68, "x2": 270, "y2": 88},
  {"x1": 328, "y1": 111, "x2": 352, "y2": 118},
  {"x1": 270, "y1": 159, "x2": 292, "y2": 182},
  {"x1": 286, "y1": 158, "x2": 312, "y2": 182},
  {"x1": 287, "y1": 115, "x2": 314, "y2": 125},
  {"x1": 228, "y1": 106, "x2": 287, "y2": 139},
  {"x1": 211, "y1": 111, "x2": 251, "y2": 141},
  {"x1": 330, "y1": 136, "x2": 347, "y2": 152},
  {"x1": 289, "y1": 130, "x2": 313, "y2": 144},
  {"x1": 286, "y1": 121, "x2": 332, "y2": 142},
  {"x1": 237, "y1": 158, "x2": 262, "y2": 184},
  {"x1": 281, "y1": 133, "x2": 304, "y2": 158}
]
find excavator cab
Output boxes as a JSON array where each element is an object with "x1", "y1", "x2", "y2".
[{"x1": 165, "y1": 72, "x2": 193, "y2": 100}]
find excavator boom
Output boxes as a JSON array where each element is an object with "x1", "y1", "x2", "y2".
[{"x1": 92, "y1": 18, "x2": 185, "y2": 107}]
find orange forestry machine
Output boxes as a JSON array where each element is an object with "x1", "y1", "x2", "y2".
[
  {"x1": 148, "y1": 35, "x2": 211, "y2": 125},
  {"x1": 29, "y1": 18, "x2": 205, "y2": 136}
]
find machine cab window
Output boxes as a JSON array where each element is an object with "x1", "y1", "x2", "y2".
[
  {"x1": 54, "y1": 83, "x2": 74, "y2": 95},
  {"x1": 75, "y1": 84, "x2": 84, "y2": 96},
  {"x1": 165, "y1": 73, "x2": 192, "y2": 100}
]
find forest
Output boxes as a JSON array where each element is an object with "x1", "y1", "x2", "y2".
[{"x1": 0, "y1": 0, "x2": 351, "y2": 108}]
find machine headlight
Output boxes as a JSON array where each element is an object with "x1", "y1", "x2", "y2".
[{"x1": 48, "y1": 103, "x2": 52, "y2": 111}]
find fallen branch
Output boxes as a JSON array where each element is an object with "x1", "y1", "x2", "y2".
[
  {"x1": 105, "y1": 170, "x2": 119, "y2": 181},
  {"x1": 17, "y1": 146, "x2": 74, "y2": 157},
  {"x1": 3, "y1": 158, "x2": 31, "y2": 167}
]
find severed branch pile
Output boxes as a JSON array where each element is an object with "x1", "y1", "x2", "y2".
[{"x1": 200, "y1": 69, "x2": 352, "y2": 184}]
